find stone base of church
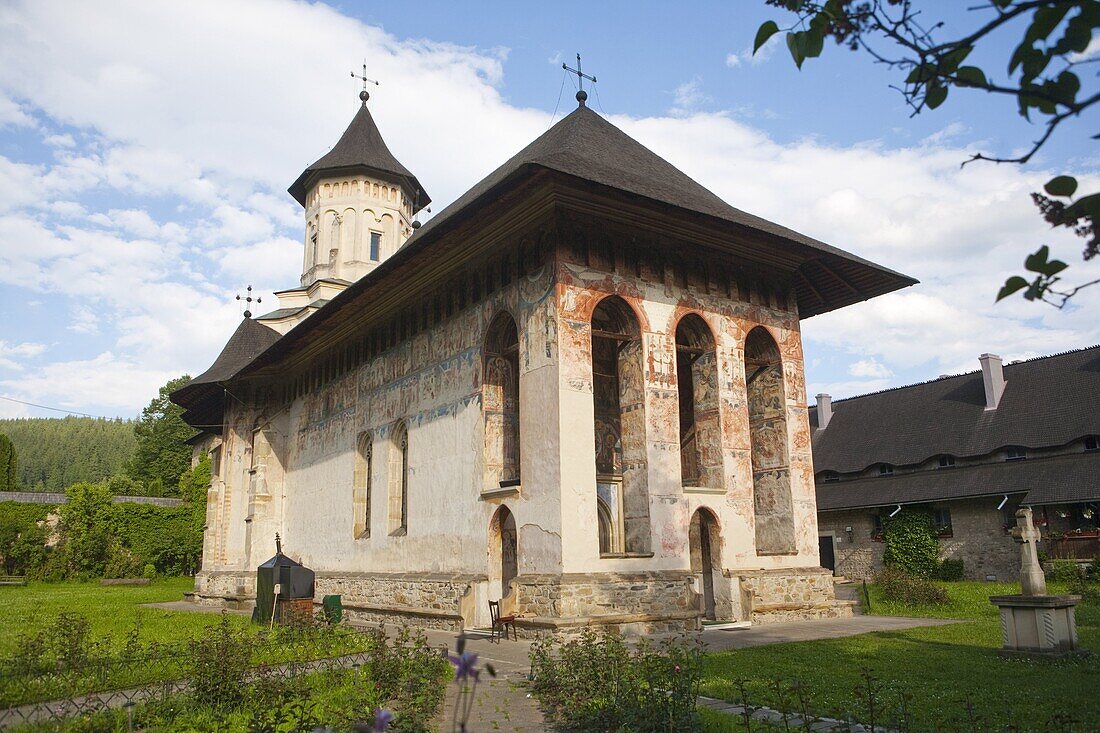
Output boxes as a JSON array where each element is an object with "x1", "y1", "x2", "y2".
[{"x1": 731, "y1": 566, "x2": 855, "y2": 625}]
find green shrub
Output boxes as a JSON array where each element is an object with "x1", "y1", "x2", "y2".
[
  {"x1": 187, "y1": 613, "x2": 254, "y2": 710},
  {"x1": 530, "y1": 628, "x2": 703, "y2": 732},
  {"x1": 142, "y1": 563, "x2": 157, "y2": 580},
  {"x1": 933, "y1": 558, "x2": 965, "y2": 581},
  {"x1": 875, "y1": 567, "x2": 949, "y2": 605},
  {"x1": 1047, "y1": 559, "x2": 1083, "y2": 584},
  {"x1": 882, "y1": 509, "x2": 940, "y2": 577}
]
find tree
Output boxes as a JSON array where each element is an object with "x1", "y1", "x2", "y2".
[
  {"x1": 754, "y1": 1, "x2": 1099, "y2": 307},
  {"x1": 126, "y1": 375, "x2": 193, "y2": 497},
  {"x1": 60, "y1": 482, "x2": 115, "y2": 576},
  {"x1": 0, "y1": 433, "x2": 16, "y2": 491}
]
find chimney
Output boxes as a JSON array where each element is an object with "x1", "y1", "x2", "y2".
[
  {"x1": 979, "y1": 353, "x2": 1006, "y2": 410},
  {"x1": 816, "y1": 394, "x2": 833, "y2": 429}
]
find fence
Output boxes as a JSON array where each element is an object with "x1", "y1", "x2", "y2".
[{"x1": 0, "y1": 491, "x2": 182, "y2": 507}]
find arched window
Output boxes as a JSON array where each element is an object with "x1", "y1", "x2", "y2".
[
  {"x1": 675, "y1": 314, "x2": 721, "y2": 488},
  {"x1": 484, "y1": 313, "x2": 520, "y2": 489},
  {"x1": 591, "y1": 296, "x2": 650, "y2": 555},
  {"x1": 597, "y1": 498, "x2": 615, "y2": 556},
  {"x1": 353, "y1": 433, "x2": 372, "y2": 538},
  {"x1": 745, "y1": 327, "x2": 795, "y2": 554},
  {"x1": 389, "y1": 423, "x2": 409, "y2": 535}
]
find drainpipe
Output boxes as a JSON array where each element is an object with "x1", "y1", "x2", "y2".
[
  {"x1": 996, "y1": 495, "x2": 1008, "y2": 511},
  {"x1": 889, "y1": 504, "x2": 903, "y2": 518}
]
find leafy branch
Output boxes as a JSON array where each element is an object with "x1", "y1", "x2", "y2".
[{"x1": 755, "y1": 0, "x2": 1100, "y2": 307}]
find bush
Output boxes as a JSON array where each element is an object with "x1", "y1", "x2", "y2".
[
  {"x1": 187, "y1": 613, "x2": 254, "y2": 710},
  {"x1": 882, "y1": 509, "x2": 940, "y2": 577},
  {"x1": 530, "y1": 628, "x2": 702, "y2": 732},
  {"x1": 1047, "y1": 559, "x2": 1084, "y2": 584},
  {"x1": 875, "y1": 567, "x2": 949, "y2": 606},
  {"x1": 933, "y1": 558, "x2": 965, "y2": 581}
]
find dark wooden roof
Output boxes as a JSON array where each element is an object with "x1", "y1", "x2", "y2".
[
  {"x1": 171, "y1": 318, "x2": 281, "y2": 429},
  {"x1": 817, "y1": 451, "x2": 1100, "y2": 510},
  {"x1": 287, "y1": 102, "x2": 430, "y2": 209},
  {"x1": 811, "y1": 346, "x2": 1100, "y2": 474}
]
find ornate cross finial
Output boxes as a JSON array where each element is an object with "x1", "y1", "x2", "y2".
[
  {"x1": 563, "y1": 53, "x2": 597, "y2": 107},
  {"x1": 236, "y1": 285, "x2": 262, "y2": 319},
  {"x1": 351, "y1": 61, "x2": 380, "y2": 105}
]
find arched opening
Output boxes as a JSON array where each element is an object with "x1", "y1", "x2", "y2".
[
  {"x1": 596, "y1": 498, "x2": 615, "y2": 556},
  {"x1": 488, "y1": 505, "x2": 518, "y2": 601},
  {"x1": 484, "y1": 313, "x2": 520, "y2": 489},
  {"x1": 675, "y1": 314, "x2": 722, "y2": 488},
  {"x1": 689, "y1": 508, "x2": 721, "y2": 620},
  {"x1": 388, "y1": 422, "x2": 409, "y2": 536},
  {"x1": 745, "y1": 327, "x2": 795, "y2": 554},
  {"x1": 353, "y1": 433, "x2": 372, "y2": 538},
  {"x1": 591, "y1": 296, "x2": 650, "y2": 555}
]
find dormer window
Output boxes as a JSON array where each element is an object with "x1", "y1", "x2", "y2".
[
  {"x1": 370, "y1": 231, "x2": 381, "y2": 261},
  {"x1": 878, "y1": 464, "x2": 894, "y2": 477},
  {"x1": 1005, "y1": 446, "x2": 1027, "y2": 461},
  {"x1": 1086, "y1": 436, "x2": 1099, "y2": 452},
  {"x1": 937, "y1": 455, "x2": 956, "y2": 469},
  {"x1": 820, "y1": 471, "x2": 840, "y2": 482}
]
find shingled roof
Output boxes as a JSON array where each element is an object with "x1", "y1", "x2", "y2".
[
  {"x1": 810, "y1": 346, "x2": 1100, "y2": 474},
  {"x1": 287, "y1": 101, "x2": 430, "y2": 209},
  {"x1": 171, "y1": 318, "x2": 281, "y2": 428},
  {"x1": 817, "y1": 451, "x2": 1100, "y2": 510},
  {"x1": 404, "y1": 105, "x2": 915, "y2": 318}
]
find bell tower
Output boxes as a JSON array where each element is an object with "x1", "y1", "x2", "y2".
[
  {"x1": 258, "y1": 85, "x2": 430, "y2": 334},
  {"x1": 288, "y1": 87, "x2": 430, "y2": 287}
]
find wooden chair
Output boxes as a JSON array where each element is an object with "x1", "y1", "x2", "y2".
[{"x1": 488, "y1": 599, "x2": 516, "y2": 642}]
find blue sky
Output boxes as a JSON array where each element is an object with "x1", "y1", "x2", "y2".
[{"x1": 0, "y1": 0, "x2": 1097, "y2": 419}]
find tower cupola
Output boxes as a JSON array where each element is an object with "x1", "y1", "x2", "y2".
[{"x1": 288, "y1": 95, "x2": 429, "y2": 287}]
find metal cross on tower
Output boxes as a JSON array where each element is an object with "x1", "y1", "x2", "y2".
[
  {"x1": 562, "y1": 53, "x2": 596, "y2": 107},
  {"x1": 236, "y1": 285, "x2": 262, "y2": 319},
  {"x1": 351, "y1": 61, "x2": 380, "y2": 104}
]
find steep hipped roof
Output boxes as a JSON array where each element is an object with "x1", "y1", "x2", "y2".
[
  {"x1": 810, "y1": 345, "x2": 1100, "y2": 474},
  {"x1": 171, "y1": 318, "x2": 281, "y2": 428},
  {"x1": 404, "y1": 105, "x2": 915, "y2": 318},
  {"x1": 287, "y1": 102, "x2": 430, "y2": 209},
  {"x1": 817, "y1": 452, "x2": 1100, "y2": 510}
]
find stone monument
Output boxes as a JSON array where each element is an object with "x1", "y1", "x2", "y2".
[{"x1": 989, "y1": 507, "x2": 1084, "y2": 658}]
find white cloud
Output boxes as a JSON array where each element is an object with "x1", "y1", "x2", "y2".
[
  {"x1": 849, "y1": 359, "x2": 892, "y2": 379},
  {"x1": 670, "y1": 77, "x2": 711, "y2": 117},
  {"x1": 726, "y1": 34, "x2": 781, "y2": 68},
  {"x1": 1069, "y1": 36, "x2": 1100, "y2": 63},
  {"x1": 43, "y1": 132, "x2": 75, "y2": 148},
  {"x1": 0, "y1": 340, "x2": 46, "y2": 370}
]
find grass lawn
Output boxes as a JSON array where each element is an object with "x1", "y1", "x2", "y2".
[
  {"x1": 700, "y1": 581, "x2": 1100, "y2": 732},
  {"x1": 0, "y1": 577, "x2": 242, "y2": 656}
]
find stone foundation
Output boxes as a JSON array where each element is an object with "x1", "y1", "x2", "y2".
[{"x1": 734, "y1": 567, "x2": 854, "y2": 624}]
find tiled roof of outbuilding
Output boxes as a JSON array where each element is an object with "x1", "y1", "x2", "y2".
[
  {"x1": 817, "y1": 451, "x2": 1100, "y2": 510},
  {"x1": 811, "y1": 346, "x2": 1100, "y2": 474}
]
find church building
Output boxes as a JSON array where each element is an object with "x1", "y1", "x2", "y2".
[{"x1": 172, "y1": 85, "x2": 915, "y2": 634}]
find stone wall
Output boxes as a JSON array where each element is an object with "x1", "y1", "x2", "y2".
[
  {"x1": 734, "y1": 566, "x2": 851, "y2": 624},
  {"x1": 818, "y1": 498, "x2": 1019, "y2": 582},
  {"x1": 511, "y1": 571, "x2": 697, "y2": 619}
]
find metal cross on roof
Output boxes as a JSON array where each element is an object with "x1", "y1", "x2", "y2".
[
  {"x1": 351, "y1": 61, "x2": 380, "y2": 104},
  {"x1": 563, "y1": 53, "x2": 596, "y2": 107},
  {"x1": 236, "y1": 285, "x2": 262, "y2": 319}
]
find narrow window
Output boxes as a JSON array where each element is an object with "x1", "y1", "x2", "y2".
[
  {"x1": 483, "y1": 313, "x2": 520, "y2": 489},
  {"x1": 871, "y1": 513, "x2": 884, "y2": 540},
  {"x1": 310, "y1": 230, "x2": 319, "y2": 265},
  {"x1": 938, "y1": 455, "x2": 956, "y2": 469},
  {"x1": 1006, "y1": 446, "x2": 1027, "y2": 461},
  {"x1": 745, "y1": 326, "x2": 795, "y2": 554},
  {"x1": 353, "y1": 434, "x2": 372, "y2": 538},
  {"x1": 370, "y1": 231, "x2": 381, "y2": 261},
  {"x1": 879, "y1": 464, "x2": 894, "y2": 476},
  {"x1": 675, "y1": 314, "x2": 721, "y2": 488},
  {"x1": 591, "y1": 297, "x2": 650, "y2": 555},
  {"x1": 389, "y1": 423, "x2": 409, "y2": 535},
  {"x1": 933, "y1": 508, "x2": 953, "y2": 537}
]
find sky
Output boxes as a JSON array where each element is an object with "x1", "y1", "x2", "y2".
[{"x1": 0, "y1": 0, "x2": 1097, "y2": 420}]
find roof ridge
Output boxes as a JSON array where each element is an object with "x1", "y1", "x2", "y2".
[{"x1": 822, "y1": 343, "x2": 1100, "y2": 406}]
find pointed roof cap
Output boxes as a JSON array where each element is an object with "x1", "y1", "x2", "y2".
[{"x1": 288, "y1": 102, "x2": 430, "y2": 210}]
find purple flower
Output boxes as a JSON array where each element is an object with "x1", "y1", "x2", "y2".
[
  {"x1": 448, "y1": 650, "x2": 480, "y2": 681},
  {"x1": 372, "y1": 708, "x2": 394, "y2": 732}
]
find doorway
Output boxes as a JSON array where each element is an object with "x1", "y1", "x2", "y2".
[
  {"x1": 489, "y1": 505, "x2": 518, "y2": 601},
  {"x1": 689, "y1": 508, "x2": 720, "y2": 620},
  {"x1": 819, "y1": 534, "x2": 836, "y2": 573}
]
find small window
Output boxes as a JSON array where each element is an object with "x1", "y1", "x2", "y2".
[
  {"x1": 871, "y1": 513, "x2": 884, "y2": 540},
  {"x1": 820, "y1": 471, "x2": 840, "y2": 483},
  {"x1": 209, "y1": 445, "x2": 222, "y2": 478},
  {"x1": 933, "y1": 507, "x2": 953, "y2": 537},
  {"x1": 1086, "y1": 436, "x2": 1099, "y2": 452},
  {"x1": 1005, "y1": 446, "x2": 1027, "y2": 461},
  {"x1": 937, "y1": 455, "x2": 956, "y2": 469},
  {"x1": 370, "y1": 231, "x2": 382, "y2": 261},
  {"x1": 878, "y1": 464, "x2": 894, "y2": 476}
]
